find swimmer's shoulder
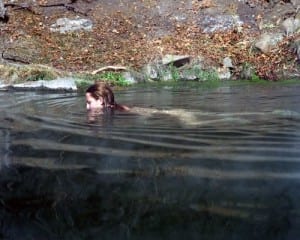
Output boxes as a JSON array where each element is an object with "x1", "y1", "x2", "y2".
[{"x1": 116, "y1": 104, "x2": 130, "y2": 111}]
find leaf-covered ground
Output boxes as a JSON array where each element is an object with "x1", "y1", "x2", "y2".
[{"x1": 1, "y1": 0, "x2": 299, "y2": 80}]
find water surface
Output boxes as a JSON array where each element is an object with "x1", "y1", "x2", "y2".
[{"x1": 1, "y1": 83, "x2": 300, "y2": 239}]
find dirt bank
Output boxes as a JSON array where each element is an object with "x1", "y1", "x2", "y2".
[{"x1": 0, "y1": 0, "x2": 299, "y2": 80}]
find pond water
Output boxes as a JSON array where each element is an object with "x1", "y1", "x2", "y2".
[{"x1": 1, "y1": 82, "x2": 300, "y2": 240}]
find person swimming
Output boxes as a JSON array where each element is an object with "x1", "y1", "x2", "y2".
[
  {"x1": 85, "y1": 81, "x2": 130, "y2": 111},
  {"x1": 86, "y1": 81, "x2": 234, "y2": 126}
]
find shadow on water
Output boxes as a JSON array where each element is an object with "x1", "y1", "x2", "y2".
[{"x1": 1, "y1": 84, "x2": 300, "y2": 239}]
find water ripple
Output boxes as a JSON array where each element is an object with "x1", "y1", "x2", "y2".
[
  {"x1": 1, "y1": 86, "x2": 300, "y2": 239},
  {"x1": 1, "y1": 87, "x2": 300, "y2": 175}
]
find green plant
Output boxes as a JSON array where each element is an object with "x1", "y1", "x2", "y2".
[
  {"x1": 194, "y1": 68, "x2": 219, "y2": 82},
  {"x1": 99, "y1": 72, "x2": 129, "y2": 86},
  {"x1": 158, "y1": 64, "x2": 180, "y2": 81},
  {"x1": 250, "y1": 72, "x2": 262, "y2": 82},
  {"x1": 169, "y1": 64, "x2": 180, "y2": 81},
  {"x1": 75, "y1": 71, "x2": 130, "y2": 89}
]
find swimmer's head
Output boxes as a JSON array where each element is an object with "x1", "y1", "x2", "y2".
[{"x1": 85, "y1": 81, "x2": 115, "y2": 110}]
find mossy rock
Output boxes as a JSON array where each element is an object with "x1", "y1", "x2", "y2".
[{"x1": 0, "y1": 64, "x2": 65, "y2": 84}]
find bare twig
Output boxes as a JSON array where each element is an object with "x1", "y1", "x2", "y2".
[{"x1": 92, "y1": 66, "x2": 127, "y2": 75}]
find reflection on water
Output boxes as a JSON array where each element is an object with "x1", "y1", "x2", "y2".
[{"x1": 1, "y1": 84, "x2": 300, "y2": 239}]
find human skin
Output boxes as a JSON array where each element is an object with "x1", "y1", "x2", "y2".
[{"x1": 85, "y1": 92, "x2": 103, "y2": 110}]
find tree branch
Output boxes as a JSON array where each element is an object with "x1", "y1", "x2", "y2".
[{"x1": 92, "y1": 66, "x2": 127, "y2": 75}]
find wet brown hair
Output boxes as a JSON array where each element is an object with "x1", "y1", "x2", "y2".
[{"x1": 86, "y1": 81, "x2": 115, "y2": 107}]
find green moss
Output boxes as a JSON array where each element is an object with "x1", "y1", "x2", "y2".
[
  {"x1": 195, "y1": 68, "x2": 219, "y2": 82},
  {"x1": 249, "y1": 73, "x2": 265, "y2": 83}
]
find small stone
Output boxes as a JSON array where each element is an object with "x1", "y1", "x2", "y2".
[{"x1": 50, "y1": 18, "x2": 93, "y2": 33}]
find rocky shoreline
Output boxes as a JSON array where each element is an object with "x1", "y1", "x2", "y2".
[{"x1": 0, "y1": 0, "x2": 300, "y2": 90}]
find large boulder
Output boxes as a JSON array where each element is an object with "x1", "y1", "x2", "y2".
[{"x1": 254, "y1": 32, "x2": 284, "y2": 53}]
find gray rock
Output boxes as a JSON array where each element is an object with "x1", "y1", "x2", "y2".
[
  {"x1": 8, "y1": 78, "x2": 77, "y2": 91},
  {"x1": 3, "y1": 37, "x2": 42, "y2": 63},
  {"x1": 50, "y1": 18, "x2": 93, "y2": 33},
  {"x1": 162, "y1": 54, "x2": 190, "y2": 67},
  {"x1": 0, "y1": 0, "x2": 6, "y2": 19},
  {"x1": 179, "y1": 64, "x2": 214, "y2": 81},
  {"x1": 281, "y1": 17, "x2": 300, "y2": 36},
  {"x1": 240, "y1": 63, "x2": 255, "y2": 80},
  {"x1": 254, "y1": 32, "x2": 284, "y2": 53},
  {"x1": 143, "y1": 63, "x2": 160, "y2": 80},
  {"x1": 291, "y1": 0, "x2": 300, "y2": 7},
  {"x1": 292, "y1": 37, "x2": 300, "y2": 62},
  {"x1": 223, "y1": 57, "x2": 234, "y2": 68},
  {"x1": 216, "y1": 57, "x2": 234, "y2": 80},
  {"x1": 161, "y1": 69, "x2": 173, "y2": 81},
  {"x1": 217, "y1": 66, "x2": 231, "y2": 80},
  {"x1": 179, "y1": 68, "x2": 198, "y2": 81},
  {"x1": 121, "y1": 71, "x2": 138, "y2": 84},
  {"x1": 144, "y1": 58, "x2": 186, "y2": 81},
  {"x1": 200, "y1": 15, "x2": 243, "y2": 33}
]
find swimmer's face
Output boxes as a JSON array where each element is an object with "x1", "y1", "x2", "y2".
[{"x1": 86, "y1": 92, "x2": 103, "y2": 110}]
